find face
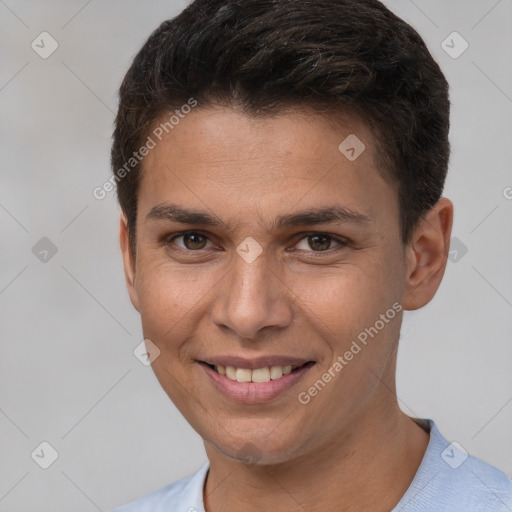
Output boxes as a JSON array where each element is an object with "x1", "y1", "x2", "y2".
[{"x1": 121, "y1": 107, "x2": 416, "y2": 464}]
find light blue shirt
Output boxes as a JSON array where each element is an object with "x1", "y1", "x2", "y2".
[{"x1": 110, "y1": 419, "x2": 512, "y2": 511}]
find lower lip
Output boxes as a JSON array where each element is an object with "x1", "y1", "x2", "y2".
[{"x1": 199, "y1": 362, "x2": 315, "y2": 404}]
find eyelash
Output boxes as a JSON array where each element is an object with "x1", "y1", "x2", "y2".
[{"x1": 163, "y1": 230, "x2": 349, "y2": 255}]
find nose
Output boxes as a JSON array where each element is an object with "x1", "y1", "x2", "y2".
[{"x1": 210, "y1": 252, "x2": 293, "y2": 340}]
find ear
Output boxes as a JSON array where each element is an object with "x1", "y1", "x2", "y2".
[
  {"x1": 401, "y1": 197, "x2": 454, "y2": 311},
  {"x1": 120, "y1": 212, "x2": 140, "y2": 312}
]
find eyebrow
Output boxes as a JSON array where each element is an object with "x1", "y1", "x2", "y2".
[{"x1": 145, "y1": 203, "x2": 372, "y2": 230}]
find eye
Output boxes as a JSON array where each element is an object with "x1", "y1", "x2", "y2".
[
  {"x1": 163, "y1": 231, "x2": 348, "y2": 255},
  {"x1": 294, "y1": 233, "x2": 347, "y2": 252},
  {"x1": 167, "y1": 231, "x2": 213, "y2": 251}
]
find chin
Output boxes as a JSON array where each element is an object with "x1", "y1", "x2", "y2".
[{"x1": 205, "y1": 424, "x2": 307, "y2": 466}]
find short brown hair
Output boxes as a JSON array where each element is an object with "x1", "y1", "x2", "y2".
[{"x1": 111, "y1": 0, "x2": 450, "y2": 258}]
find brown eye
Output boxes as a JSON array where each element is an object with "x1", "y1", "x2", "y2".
[
  {"x1": 170, "y1": 232, "x2": 210, "y2": 251},
  {"x1": 307, "y1": 234, "x2": 332, "y2": 251},
  {"x1": 295, "y1": 233, "x2": 344, "y2": 252}
]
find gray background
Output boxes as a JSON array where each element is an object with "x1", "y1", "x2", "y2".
[{"x1": 0, "y1": 0, "x2": 511, "y2": 511}]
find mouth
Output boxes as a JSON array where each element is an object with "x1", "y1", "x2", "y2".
[
  {"x1": 198, "y1": 360, "x2": 316, "y2": 383},
  {"x1": 198, "y1": 359, "x2": 316, "y2": 403}
]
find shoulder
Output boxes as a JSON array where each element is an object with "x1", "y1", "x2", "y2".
[
  {"x1": 436, "y1": 450, "x2": 512, "y2": 511},
  {"x1": 397, "y1": 419, "x2": 512, "y2": 512},
  {"x1": 109, "y1": 463, "x2": 209, "y2": 512}
]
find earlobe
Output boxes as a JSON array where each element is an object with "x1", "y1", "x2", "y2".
[
  {"x1": 401, "y1": 197, "x2": 454, "y2": 311},
  {"x1": 119, "y1": 212, "x2": 140, "y2": 312}
]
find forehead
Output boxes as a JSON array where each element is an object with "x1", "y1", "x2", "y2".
[
  {"x1": 145, "y1": 106, "x2": 375, "y2": 167},
  {"x1": 138, "y1": 106, "x2": 397, "y2": 232}
]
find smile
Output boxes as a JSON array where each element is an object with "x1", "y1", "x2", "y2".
[
  {"x1": 198, "y1": 360, "x2": 316, "y2": 403},
  {"x1": 204, "y1": 362, "x2": 313, "y2": 383}
]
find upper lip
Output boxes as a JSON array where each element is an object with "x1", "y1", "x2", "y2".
[{"x1": 199, "y1": 355, "x2": 315, "y2": 370}]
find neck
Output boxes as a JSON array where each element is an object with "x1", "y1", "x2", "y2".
[{"x1": 203, "y1": 397, "x2": 429, "y2": 512}]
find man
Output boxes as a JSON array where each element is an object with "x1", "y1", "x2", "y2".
[{"x1": 110, "y1": 0, "x2": 512, "y2": 510}]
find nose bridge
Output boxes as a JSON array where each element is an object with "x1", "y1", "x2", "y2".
[
  {"x1": 231, "y1": 252, "x2": 270, "y2": 304},
  {"x1": 211, "y1": 249, "x2": 292, "y2": 339}
]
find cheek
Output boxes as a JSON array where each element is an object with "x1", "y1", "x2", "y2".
[
  {"x1": 302, "y1": 261, "x2": 391, "y2": 327},
  {"x1": 294, "y1": 256, "x2": 402, "y2": 375},
  {"x1": 135, "y1": 267, "x2": 188, "y2": 338},
  {"x1": 134, "y1": 261, "x2": 219, "y2": 351},
  {"x1": 137, "y1": 254, "x2": 201, "y2": 304}
]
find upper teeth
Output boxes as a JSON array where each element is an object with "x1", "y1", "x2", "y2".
[{"x1": 216, "y1": 365, "x2": 299, "y2": 383}]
